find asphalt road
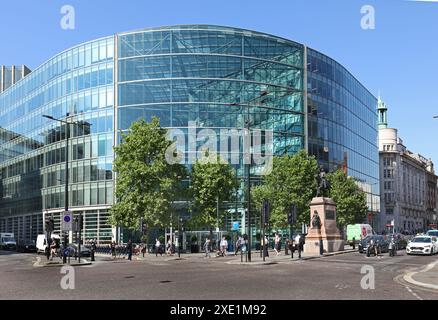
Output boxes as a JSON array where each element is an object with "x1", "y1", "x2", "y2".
[{"x1": 1, "y1": 250, "x2": 437, "y2": 300}]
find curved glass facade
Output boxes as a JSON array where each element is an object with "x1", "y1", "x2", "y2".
[
  {"x1": 0, "y1": 36, "x2": 115, "y2": 243},
  {"x1": 0, "y1": 25, "x2": 379, "y2": 242},
  {"x1": 307, "y1": 48, "x2": 379, "y2": 227}
]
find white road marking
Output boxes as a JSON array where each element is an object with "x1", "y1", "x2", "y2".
[
  {"x1": 403, "y1": 259, "x2": 438, "y2": 290},
  {"x1": 33, "y1": 257, "x2": 41, "y2": 267},
  {"x1": 405, "y1": 286, "x2": 423, "y2": 300}
]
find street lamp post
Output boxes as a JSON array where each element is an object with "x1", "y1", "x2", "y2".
[
  {"x1": 230, "y1": 90, "x2": 269, "y2": 262},
  {"x1": 43, "y1": 114, "x2": 90, "y2": 263}
]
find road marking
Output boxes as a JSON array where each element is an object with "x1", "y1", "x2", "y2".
[
  {"x1": 403, "y1": 259, "x2": 438, "y2": 290},
  {"x1": 33, "y1": 257, "x2": 41, "y2": 267},
  {"x1": 405, "y1": 286, "x2": 423, "y2": 300}
]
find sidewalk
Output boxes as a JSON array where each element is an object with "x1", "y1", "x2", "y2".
[
  {"x1": 33, "y1": 256, "x2": 92, "y2": 267},
  {"x1": 94, "y1": 248, "x2": 356, "y2": 264},
  {"x1": 404, "y1": 259, "x2": 438, "y2": 290},
  {"x1": 226, "y1": 248, "x2": 356, "y2": 265}
]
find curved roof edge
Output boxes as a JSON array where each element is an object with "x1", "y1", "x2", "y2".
[{"x1": 1, "y1": 24, "x2": 376, "y2": 101}]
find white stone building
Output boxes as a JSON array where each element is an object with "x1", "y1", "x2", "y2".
[{"x1": 378, "y1": 99, "x2": 437, "y2": 233}]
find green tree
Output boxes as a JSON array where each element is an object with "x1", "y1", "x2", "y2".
[
  {"x1": 109, "y1": 117, "x2": 186, "y2": 231},
  {"x1": 327, "y1": 170, "x2": 368, "y2": 228},
  {"x1": 252, "y1": 150, "x2": 319, "y2": 229},
  {"x1": 190, "y1": 156, "x2": 239, "y2": 233}
]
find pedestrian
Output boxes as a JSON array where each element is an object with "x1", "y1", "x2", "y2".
[
  {"x1": 110, "y1": 241, "x2": 116, "y2": 258},
  {"x1": 167, "y1": 238, "x2": 173, "y2": 256},
  {"x1": 234, "y1": 235, "x2": 242, "y2": 255},
  {"x1": 127, "y1": 239, "x2": 133, "y2": 261},
  {"x1": 204, "y1": 237, "x2": 211, "y2": 258},
  {"x1": 284, "y1": 235, "x2": 289, "y2": 255},
  {"x1": 219, "y1": 236, "x2": 228, "y2": 257},
  {"x1": 263, "y1": 235, "x2": 269, "y2": 258},
  {"x1": 50, "y1": 238, "x2": 57, "y2": 261},
  {"x1": 155, "y1": 238, "x2": 162, "y2": 257},
  {"x1": 91, "y1": 239, "x2": 96, "y2": 261},
  {"x1": 274, "y1": 233, "x2": 280, "y2": 256},
  {"x1": 295, "y1": 233, "x2": 302, "y2": 259}
]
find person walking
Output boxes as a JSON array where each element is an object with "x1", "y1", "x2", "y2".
[
  {"x1": 234, "y1": 235, "x2": 242, "y2": 255},
  {"x1": 110, "y1": 241, "x2": 116, "y2": 259},
  {"x1": 127, "y1": 240, "x2": 133, "y2": 261},
  {"x1": 204, "y1": 237, "x2": 211, "y2": 258},
  {"x1": 284, "y1": 235, "x2": 289, "y2": 255},
  {"x1": 219, "y1": 236, "x2": 228, "y2": 257},
  {"x1": 295, "y1": 233, "x2": 302, "y2": 259},
  {"x1": 263, "y1": 235, "x2": 269, "y2": 258},
  {"x1": 155, "y1": 238, "x2": 162, "y2": 257},
  {"x1": 274, "y1": 233, "x2": 280, "y2": 256},
  {"x1": 166, "y1": 238, "x2": 173, "y2": 256}
]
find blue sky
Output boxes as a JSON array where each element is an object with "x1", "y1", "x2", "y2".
[{"x1": 1, "y1": 0, "x2": 437, "y2": 163}]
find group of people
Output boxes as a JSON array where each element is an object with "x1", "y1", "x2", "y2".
[
  {"x1": 153, "y1": 238, "x2": 177, "y2": 257},
  {"x1": 262, "y1": 233, "x2": 305, "y2": 258},
  {"x1": 202, "y1": 236, "x2": 231, "y2": 258}
]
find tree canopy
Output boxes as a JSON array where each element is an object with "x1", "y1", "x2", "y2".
[
  {"x1": 190, "y1": 156, "x2": 239, "y2": 230},
  {"x1": 109, "y1": 117, "x2": 186, "y2": 231},
  {"x1": 252, "y1": 150, "x2": 319, "y2": 229},
  {"x1": 327, "y1": 169, "x2": 368, "y2": 227}
]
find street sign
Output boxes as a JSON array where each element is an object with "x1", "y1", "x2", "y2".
[
  {"x1": 232, "y1": 221, "x2": 240, "y2": 231},
  {"x1": 62, "y1": 211, "x2": 73, "y2": 231}
]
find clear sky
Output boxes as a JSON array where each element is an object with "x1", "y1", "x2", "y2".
[{"x1": 0, "y1": 0, "x2": 437, "y2": 163}]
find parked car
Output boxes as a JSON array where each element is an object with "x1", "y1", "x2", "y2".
[
  {"x1": 406, "y1": 236, "x2": 438, "y2": 255},
  {"x1": 358, "y1": 235, "x2": 390, "y2": 254},
  {"x1": 426, "y1": 230, "x2": 438, "y2": 238},
  {"x1": 17, "y1": 240, "x2": 37, "y2": 253}
]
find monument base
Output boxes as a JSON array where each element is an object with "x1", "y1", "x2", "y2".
[
  {"x1": 304, "y1": 238, "x2": 345, "y2": 254},
  {"x1": 304, "y1": 197, "x2": 345, "y2": 254}
]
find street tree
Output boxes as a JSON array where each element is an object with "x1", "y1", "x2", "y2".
[
  {"x1": 109, "y1": 117, "x2": 186, "y2": 233},
  {"x1": 190, "y1": 155, "x2": 239, "y2": 237},
  {"x1": 326, "y1": 169, "x2": 368, "y2": 229},
  {"x1": 252, "y1": 150, "x2": 319, "y2": 230}
]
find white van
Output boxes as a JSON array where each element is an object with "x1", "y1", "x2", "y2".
[
  {"x1": 346, "y1": 224, "x2": 374, "y2": 246},
  {"x1": 36, "y1": 234, "x2": 60, "y2": 254}
]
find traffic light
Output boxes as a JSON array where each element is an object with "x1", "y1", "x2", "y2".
[
  {"x1": 46, "y1": 216, "x2": 54, "y2": 232},
  {"x1": 140, "y1": 218, "x2": 147, "y2": 234},
  {"x1": 288, "y1": 204, "x2": 297, "y2": 225},
  {"x1": 78, "y1": 214, "x2": 83, "y2": 230}
]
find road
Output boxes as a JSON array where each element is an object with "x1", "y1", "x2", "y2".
[{"x1": 1, "y1": 250, "x2": 437, "y2": 300}]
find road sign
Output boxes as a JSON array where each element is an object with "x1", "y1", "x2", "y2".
[
  {"x1": 232, "y1": 221, "x2": 240, "y2": 231},
  {"x1": 62, "y1": 211, "x2": 73, "y2": 231}
]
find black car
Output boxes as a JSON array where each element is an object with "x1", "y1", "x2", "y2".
[
  {"x1": 17, "y1": 240, "x2": 37, "y2": 253},
  {"x1": 358, "y1": 235, "x2": 390, "y2": 254}
]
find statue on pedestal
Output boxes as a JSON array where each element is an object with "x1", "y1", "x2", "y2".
[{"x1": 315, "y1": 166, "x2": 329, "y2": 197}]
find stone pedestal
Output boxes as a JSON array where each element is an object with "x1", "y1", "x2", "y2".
[{"x1": 304, "y1": 197, "x2": 344, "y2": 254}]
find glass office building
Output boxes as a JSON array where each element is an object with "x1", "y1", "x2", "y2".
[{"x1": 0, "y1": 25, "x2": 379, "y2": 243}]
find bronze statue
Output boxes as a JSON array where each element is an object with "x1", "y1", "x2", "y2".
[
  {"x1": 311, "y1": 211, "x2": 322, "y2": 229},
  {"x1": 315, "y1": 166, "x2": 329, "y2": 197}
]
